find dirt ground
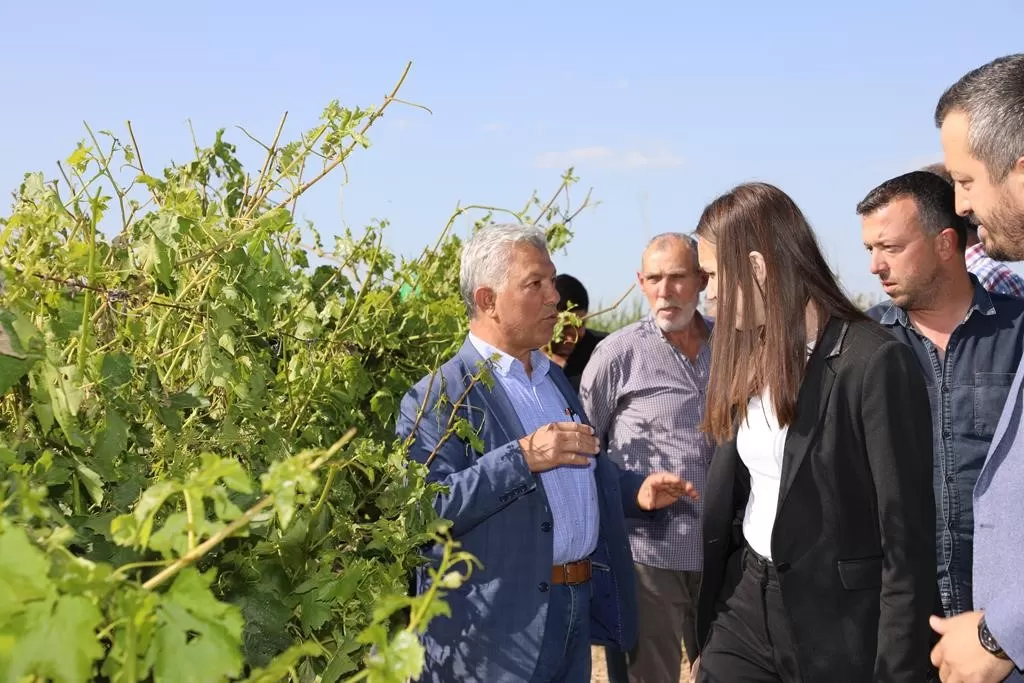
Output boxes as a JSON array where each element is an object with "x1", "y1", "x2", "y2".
[{"x1": 590, "y1": 646, "x2": 691, "y2": 682}]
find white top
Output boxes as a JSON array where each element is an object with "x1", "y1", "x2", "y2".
[
  {"x1": 737, "y1": 341, "x2": 816, "y2": 559},
  {"x1": 737, "y1": 388, "x2": 789, "y2": 559}
]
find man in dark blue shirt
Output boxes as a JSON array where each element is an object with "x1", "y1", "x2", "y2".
[
  {"x1": 858, "y1": 170, "x2": 1024, "y2": 618},
  {"x1": 546, "y1": 274, "x2": 609, "y2": 393}
]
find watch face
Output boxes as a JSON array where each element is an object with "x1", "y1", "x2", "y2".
[{"x1": 979, "y1": 619, "x2": 1008, "y2": 658}]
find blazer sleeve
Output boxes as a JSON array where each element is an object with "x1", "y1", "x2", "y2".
[
  {"x1": 859, "y1": 340, "x2": 937, "y2": 681},
  {"x1": 985, "y1": 602, "x2": 1024, "y2": 673},
  {"x1": 397, "y1": 382, "x2": 536, "y2": 538},
  {"x1": 617, "y1": 467, "x2": 656, "y2": 519}
]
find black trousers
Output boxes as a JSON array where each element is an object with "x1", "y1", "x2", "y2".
[{"x1": 698, "y1": 545, "x2": 801, "y2": 683}]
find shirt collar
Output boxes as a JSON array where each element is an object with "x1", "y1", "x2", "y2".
[
  {"x1": 970, "y1": 273, "x2": 998, "y2": 316},
  {"x1": 467, "y1": 332, "x2": 551, "y2": 379},
  {"x1": 877, "y1": 274, "x2": 996, "y2": 328}
]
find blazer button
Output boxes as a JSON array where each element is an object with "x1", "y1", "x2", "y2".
[
  {"x1": 541, "y1": 522, "x2": 552, "y2": 532},
  {"x1": 538, "y1": 582, "x2": 550, "y2": 592},
  {"x1": 776, "y1": 562, "x2": 791, "y2": 573}
]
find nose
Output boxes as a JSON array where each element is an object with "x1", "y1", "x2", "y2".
[
  {"x1": 869, "y1": 250, "x2": 886, "y2": 276},
  {"x1": 705, "y1": 279, "x2": 717, "y2": 302},
  {"x1": 543, "y1": 280, "x2": 560, "y2": 307},
  {"x1": 954, "y1": 185, "x2": 972, "y2": 218}
]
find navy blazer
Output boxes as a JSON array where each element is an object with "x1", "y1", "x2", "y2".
[{"x1": 396, "y1": 337, "x2": 649, "y2": 682}]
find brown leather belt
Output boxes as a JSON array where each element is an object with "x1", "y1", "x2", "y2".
[{"x1": 551, "y1": 559, "x2": 592, "y2": 585}]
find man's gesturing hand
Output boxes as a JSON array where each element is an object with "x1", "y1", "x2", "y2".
[
  {"x1": 518, "y1": 422, "x2": 600, "y2": 473},
  {"x1": 638, "y1": 472, "x2": 700, "y2": 511}
]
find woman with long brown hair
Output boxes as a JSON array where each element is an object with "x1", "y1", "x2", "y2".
[{"x1": 692, "y1": 182, "x2": 937, "y2": 682}]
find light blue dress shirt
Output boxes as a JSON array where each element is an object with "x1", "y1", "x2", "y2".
[{"x1": 469, "y1": 333, "x2": 600, "y2": 564}]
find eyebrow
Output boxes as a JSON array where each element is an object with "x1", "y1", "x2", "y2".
[
  {"x1": 521, "y1": 269, "x2": 553, "y2": 281},
  {"x1": 865, "y1": 237, "x2": 903, "y2": 247},
  {"x1": 643, "y1": 268, "x2": 692, "y2": 277}
]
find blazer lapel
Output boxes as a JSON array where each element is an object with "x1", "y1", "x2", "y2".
[
  {"x1": 455, "y1": 338, "x2": 527, "y2": 443},
  {"x1": 775, "y1": 318, "x2": 848, "y2": 513}
]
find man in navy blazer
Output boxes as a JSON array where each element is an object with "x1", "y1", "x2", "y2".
[{"x1": 397, "y1": 223, "x2": 698, "y2": 683}]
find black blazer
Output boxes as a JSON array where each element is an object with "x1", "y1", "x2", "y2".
[{"x1": 696, "y1": 317, "x2": 937, "y2": 682}]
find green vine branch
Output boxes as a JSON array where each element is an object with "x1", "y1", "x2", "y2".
[{"x1": 141, "y1": 428, "x2": 357, "y2": 591}]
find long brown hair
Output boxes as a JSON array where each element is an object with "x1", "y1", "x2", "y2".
[{"x1": 696, "y1": 182, "x2": 867, "y2": 444}]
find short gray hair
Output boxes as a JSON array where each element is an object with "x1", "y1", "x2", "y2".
[
  {"x1": 934, "y1": 54, "x2": 1024, "y2": 182},
  {"x1": 642, "y1": 232, "x2": 700, "y2": 269},
  {"x1": 459, "y1": 222, "x2": 549, "y2": 316}
]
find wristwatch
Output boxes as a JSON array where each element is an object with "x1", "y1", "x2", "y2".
[{"x1": 979, "y1": 615, "x2": 1011, "y2": 661}]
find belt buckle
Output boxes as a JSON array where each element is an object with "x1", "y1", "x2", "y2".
[{"x1": 553, "y1": 559, "x2": 591, "y2": 585}]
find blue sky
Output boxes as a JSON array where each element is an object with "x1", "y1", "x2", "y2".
[{"x1": 3, "y1": 1, "x2": 1023, "y2": 310}]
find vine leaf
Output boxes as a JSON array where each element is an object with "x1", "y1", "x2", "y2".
[
  {"x1": 3, "y1": 595, "x2": 105, "y2": 683},
  {"x1": 149, "y1": 568, "x2": 244, "y2": 682},
  {"x1": 0, "y1": 528, "x2": 105, "y2": 683}
]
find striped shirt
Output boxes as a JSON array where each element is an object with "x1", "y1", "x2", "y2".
[
  {"x1": 468, "y1": 334, "x2": 600, "y2": 565},
  {"x1": 966, "y1": 243, "x2": 1024, "y2": 299},
  {"x1": 579, "y1": 315, "x2": 714, "y2": 572}
]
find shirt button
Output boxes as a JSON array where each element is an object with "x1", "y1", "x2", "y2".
[
  {"x1": 541, "y1": 522, "x2": 552, "y2": 532},
  {"x1": 538, "y1": 582, "x2": 550, "y2": 592}
]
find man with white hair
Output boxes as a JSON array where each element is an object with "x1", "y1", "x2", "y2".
[
  {"x1": 397, "y1": 223, "x2": 698, "y2": 683},
  {"x1": 931, "y1": 53, "x2": 1024, "y2": 683},
  {"x1": 580, "y1": 233, "x2": 713, "y2": 683}
]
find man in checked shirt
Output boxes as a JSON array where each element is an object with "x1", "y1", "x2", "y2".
[{"x1": 580, "y1": 233, "x2": 713, "y2": 683}]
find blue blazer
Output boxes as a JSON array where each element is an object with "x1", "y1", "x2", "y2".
[
  {"x1": 973, "y1": 358, "x2": 1024, "y2": 679},
  {"x1": 396, "y1": 337, "x2": 649, "y2": 682}
]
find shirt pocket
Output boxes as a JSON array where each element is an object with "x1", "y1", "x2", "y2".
[{"x1": 973, "y1": 372, "x2": 1015, "y2": 437}]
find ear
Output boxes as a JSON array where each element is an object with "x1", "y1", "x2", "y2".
[
  {"x1": 473, "y1": 286, "x2": 497, "y2": 316},
  {"x1": 937, "y1": 227, "x2": 959, "y2": 258},
  {"x1": 698, "y1": 269, "x2": 709, "y2": 292},
  {"x1": 748, "y1": 251, "x2": 767, "y2": 286}
]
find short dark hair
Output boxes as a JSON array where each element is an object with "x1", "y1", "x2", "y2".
[
  {"x1": 856, "y1": 171, "x2": 969, "y2": 252},
  {"x1": 919, "y1": 163, "x2": 981, "y2": 231},
  {"x1": 921, "y1": 162, "x2": 953, "y2": 186},
  {"x1": 555, "y1": 274, "x2": 589, "y2": 312},
  {"x1": 934, "y1": 54, "x2": 1024, "y2": 182}
]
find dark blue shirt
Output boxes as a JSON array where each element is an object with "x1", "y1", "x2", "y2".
[{"x1": 867, "y1": 276, "x2": 1024, "y2": 617}]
